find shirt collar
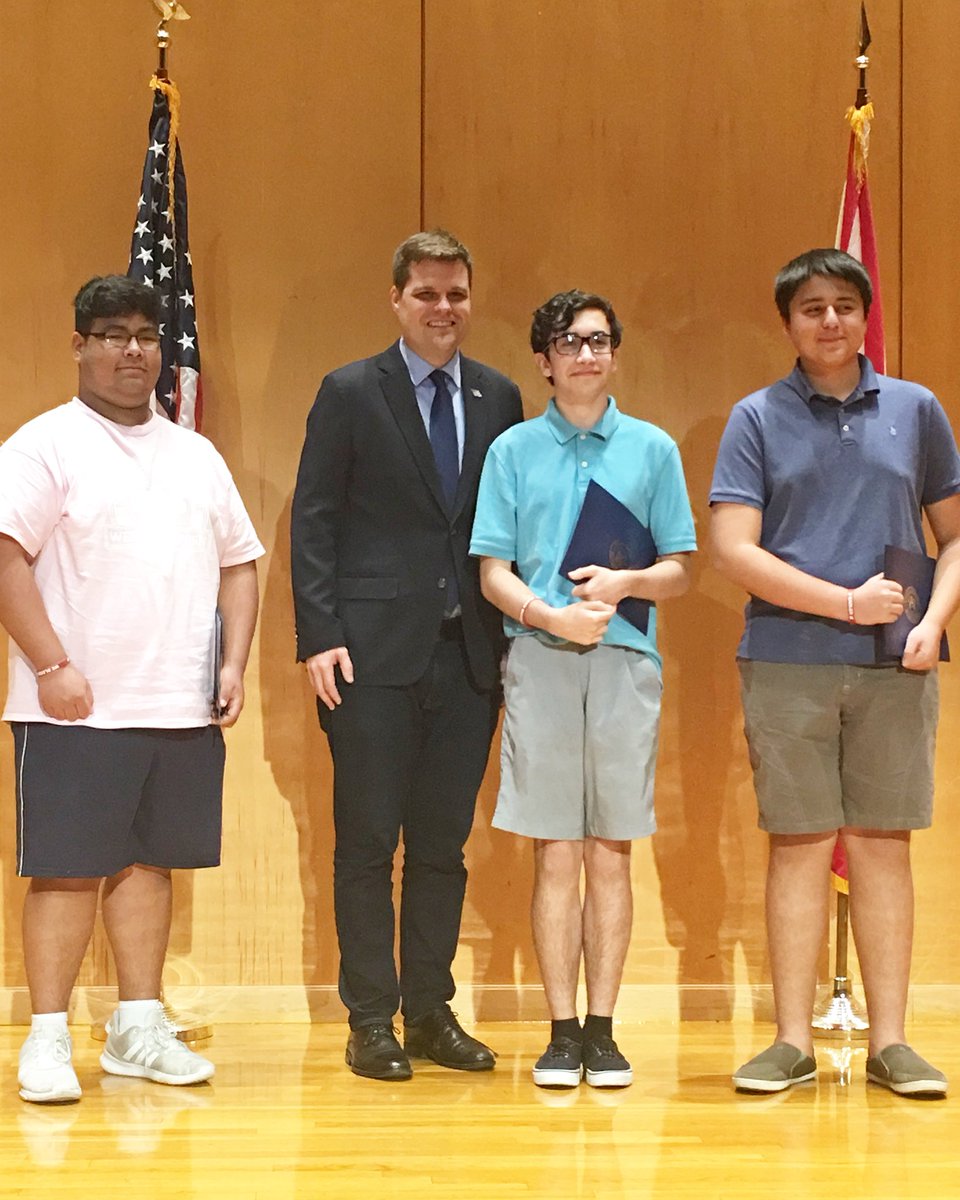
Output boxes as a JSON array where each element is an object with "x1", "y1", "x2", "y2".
[
  {"x1": 399, "y1": 339, "x2": 462, "y2": 390},
  {"x1": 544, "y1": 396, "x2": 620, "y2": 444},
  {"x1": 785, "y1": 353, "x2": 880, "y2": 406}
]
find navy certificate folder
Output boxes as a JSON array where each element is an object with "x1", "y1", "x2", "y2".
[
  {"x1": 558, "y1": 480, "x2": 658, "y2": 634},
  {"x1": 211, "y1": 610, "x2": 224, "y2": 716},
  {"x1": 878, "y1": 544, "x2": 950, "y2": 663}
]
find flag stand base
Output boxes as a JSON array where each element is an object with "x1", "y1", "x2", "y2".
[
  {"x1": 812, "y1": 975, "x2": 869, "y2": 1039},
  {"x1": 90, "y1": 997, "x2": 213, "y2": 1044}
]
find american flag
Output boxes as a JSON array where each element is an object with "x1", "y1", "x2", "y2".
[{"x1": 127, "y1": 77, "x2": 203, "y2": 431}]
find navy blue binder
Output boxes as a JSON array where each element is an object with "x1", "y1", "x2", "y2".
[
  {"x1": 211, "y1": 610, "x2": 224, "y2": 716},
  {"x1": 879, "y1": 544, "x2": 950, "y2": 662},
  {"x1": 558, "y1": 481, "x2": 658, "y2": 634}
]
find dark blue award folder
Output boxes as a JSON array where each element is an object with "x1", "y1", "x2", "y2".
[
  {"x1": 878, "y1": 544, "x2": 950, "y2": 662},
  {"x1": 558, "y1": 480, "x2": 658, "y2": 634},
  {"x1": 211, "y1": 610, "x2": 224, "y2": 716}
]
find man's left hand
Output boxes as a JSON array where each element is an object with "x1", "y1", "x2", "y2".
[
  {"x1": 902, "y1": 619, "x2": 943, "y2": 672},
  {"x1": 569, "y1": 564, "x2": 627, "y2": 606},
  {"x1": 215, "y1": 663, "x2": 245, "y2": 726}
]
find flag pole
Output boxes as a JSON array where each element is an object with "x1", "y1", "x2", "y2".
[
  {"x1": 813, "y1": 4, "x2": 875, "y2": 1040},
  {"x1": 89, "y1": 0, "x2": 209, "y2": 1047},
  {"x1": 152, "y1": 0, "x2": 192, "y2": 83},
  {"x1": 812, "y1": 888, "x2": 869, "y2": 1038},
  {"x1": 156, "y1": 23, "x2": 170, "y2": 81}
]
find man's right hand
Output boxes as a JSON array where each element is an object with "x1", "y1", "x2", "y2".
[
  {"x1": 305, "y1": 647, "x2": 355, "y2": 710},
  {"x1": 852, "y1": 572, "x2": 905, "y2": 625},
  {"x1": 37, "y1": 665, "x2": 94, "y2": 721},
  {"x1": 549, "y1": 600, "x2": 616, "y2": 646}
]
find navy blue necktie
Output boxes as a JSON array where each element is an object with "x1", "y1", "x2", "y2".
[
  {"x1": 429, "y1": 368, "x2": 460, "y2": 613},
  {"x1": 429, "y1": 369, "x2": 460, "y2": 507}
]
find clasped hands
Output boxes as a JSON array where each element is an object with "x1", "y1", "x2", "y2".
[{"x1": 854, "y1": 572, "x2": 942, "y2": 672}]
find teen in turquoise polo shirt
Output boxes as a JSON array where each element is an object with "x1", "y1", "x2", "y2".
[{"x1": 470, "y1": 289, "x2": 696, "y2": 1089}]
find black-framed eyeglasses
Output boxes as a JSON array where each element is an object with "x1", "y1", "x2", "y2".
[
  {"x1": 86, "y1": 330, "x2": 162, "y2": 351},
  {"x1": 550, "y1": 331, "x2": 614, "y2": 357}
]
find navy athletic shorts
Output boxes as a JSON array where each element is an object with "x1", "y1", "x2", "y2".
[{"x1": 11, "y1": 722, "x2": 225, "y2": 878}]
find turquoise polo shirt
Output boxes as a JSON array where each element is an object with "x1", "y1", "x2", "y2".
[{"x1": 470, "y1": 397, "x2": 696, "y2": 671}]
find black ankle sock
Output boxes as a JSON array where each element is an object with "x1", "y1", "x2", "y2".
[
  {"x1": 583, "y1": 1014, "x2": 613, "y2": 1040},
  {"x1": 551, "y1": 1018, "x2": 583, "y2": 1043}
]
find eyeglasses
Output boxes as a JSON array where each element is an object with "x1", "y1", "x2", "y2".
[
  {"x1": 550, "y1": 331, "x2": 615, "y2": 356},
  {"x1": 86, "y1": 330, "x2": 162, "y2": 351}
]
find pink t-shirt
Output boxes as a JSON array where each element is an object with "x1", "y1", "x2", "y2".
[{"x1": 0, "y1": 398, "x2": 264, "y2": 727}]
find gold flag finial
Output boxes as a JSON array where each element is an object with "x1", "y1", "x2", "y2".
[
  {"x1": 150, "y1": 1, "x2": 190, "y2": 84},
  {"x1": 846, "y1": 3, "x2": 874, "y2": 182},
  {"x1": 152, "y1": 1, "x2": 191, "y2": 20}
]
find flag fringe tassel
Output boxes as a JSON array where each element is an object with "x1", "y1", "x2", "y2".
[
  {"x1": 150, "y1": 75, "x2": 182, "y2": 231},
  {"x1": 845, "y1": 101, "x2": 874, "y2": 181}
]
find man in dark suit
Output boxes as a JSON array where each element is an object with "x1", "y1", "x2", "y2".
[{"x1": 291, "y1": 230, "x2": 523, "y2": 1080}]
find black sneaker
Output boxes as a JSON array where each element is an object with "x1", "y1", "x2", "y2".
[
  {"x1": 582, "y1": 1035, "x2": 632, "y2": 1088},
  {"x1": 532, "y1": 1036, "x2": 582, "y2": 1088}
]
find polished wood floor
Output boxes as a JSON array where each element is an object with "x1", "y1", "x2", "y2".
[{"x1": 2, "y1": 1021, "x2": 960, "y2": 1199}]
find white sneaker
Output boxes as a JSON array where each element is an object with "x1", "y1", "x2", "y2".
[
  {"x1": 99, "y1": 1010, "x2": 214, "y2": 1085},
  {"x1": 18, "y1": 1028, "x2": 82, "y2": 1104}
]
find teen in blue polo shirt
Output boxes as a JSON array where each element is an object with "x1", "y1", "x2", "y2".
[
  {"x1": 711, "y1": 248, "x2": 960, "y2": 1098},
  {"x1": 471, "y1": 290, "x2": 696, "y2": 1088}
]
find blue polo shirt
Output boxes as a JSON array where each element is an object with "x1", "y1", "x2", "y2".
[
  {"x1": 470, "y1": 397, "x2": 696, "y2": 671},
  {"x1": 709, "y1": 356, "x2": 960, "y2": 663}
]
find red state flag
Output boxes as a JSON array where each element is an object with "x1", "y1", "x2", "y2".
[{"x1": 831, "y1": 99, "x2": 886, "y2": 894}]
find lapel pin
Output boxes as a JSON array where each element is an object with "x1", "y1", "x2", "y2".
[{"x1": 471, "y1": 388, "x2": 482, "y2": 398}]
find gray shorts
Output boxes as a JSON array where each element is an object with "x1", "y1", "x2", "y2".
[
  {"x1": 738, "y1": 661, "x2": 939, "y2": 834},
  {"x1": 492, "y1": 636, "x2": 661, "y2": 841}
]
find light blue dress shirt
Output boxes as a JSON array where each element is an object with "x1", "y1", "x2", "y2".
[{"x1": 398, "y1": 339, "x2": 465, "y2": 468}]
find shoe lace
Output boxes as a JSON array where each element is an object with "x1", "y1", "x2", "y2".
[
  {"x1": 547, "y1": 1036, "x2": 581, "y2": 1055},
  {"x1": 586, "y1": 1035, "x2": 621, "y2": 1060},
  {"x1": 25, "y1": 1029, "x2": 71, "y2": 1064},
  {"x1": 125, "y1": 1018, "x2": 192, "y2": 1065},
  {"x1": 363, "y1": 1023, "x2": 401, "y2": 1043}
]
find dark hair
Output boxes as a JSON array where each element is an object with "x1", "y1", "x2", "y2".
[
  {"x1": 530, "y1": 289, "x2": 623, "y2": 355},
  {"x1": 73, "y1": 275, "x2": 162, "y2": 334},
  {"x1": 391, "y1": 229, "x2": 473, "y2": 290},
  {"x1": 774, "y1": 249, "x2": 872, "y2": 320}
]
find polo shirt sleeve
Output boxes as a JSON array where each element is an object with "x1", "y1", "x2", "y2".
[
  {"x1": 709, "y1": 398, "x2": 765, "y2": 511},
  {"x1": 921, "y1": 394, "x2": 960, "y2": 506},
  {"x1": 0, "y1": 422, "x2": 66, "y2": 558},
  {"x1": 469, "y1": 437, "x2": 518, "y2": 561},
  {"x1": 648, "y1": 443, "x2": 697, "y2": 554}
]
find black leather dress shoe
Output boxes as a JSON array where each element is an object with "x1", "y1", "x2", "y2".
[
  {"x1": 345, "y1": 1024, "x2": 413, "y2": 1080},
  {"x1": 404, "y1": 1006, "x2": 496, "y2": 1071}
]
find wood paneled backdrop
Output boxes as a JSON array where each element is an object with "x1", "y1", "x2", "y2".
[{"x1": 0, "y1": 0, "x2": 957, "y2": 1024}]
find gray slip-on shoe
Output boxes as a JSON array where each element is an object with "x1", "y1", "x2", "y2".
[
  {"x1": 865, "y1": 1043, "x2": 947, "y2": 1097},
  {"x1": 732, "y1": 1042, "x2": 817, "y2": 1093}
]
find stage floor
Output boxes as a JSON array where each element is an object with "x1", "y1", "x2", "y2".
[{"x1": 2, "y1": 1021, "x2": 958, "y2": 1198}]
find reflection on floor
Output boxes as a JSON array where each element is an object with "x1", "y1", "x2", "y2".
[{"x1": 2, "y1": 1021, "x2": 959, "y2": 1199}]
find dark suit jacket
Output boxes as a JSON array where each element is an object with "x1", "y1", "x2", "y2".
[{"x1": 291, "y1": 341, "x2": 523, "y2": 691}]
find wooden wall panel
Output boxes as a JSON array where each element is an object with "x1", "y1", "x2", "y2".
[
  {"x1": 2, "y1": 0, "x2": 959, "y2": 1023},
  {"x1": 0, "y1": 0, "x2": 422, "y2": 1010},
  {"x1": 422, "y1": 0, "x2": 948, "y2": 1012},
  {"x1": 901, "y1": 1, "x2": 960, "y2": 978}
]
